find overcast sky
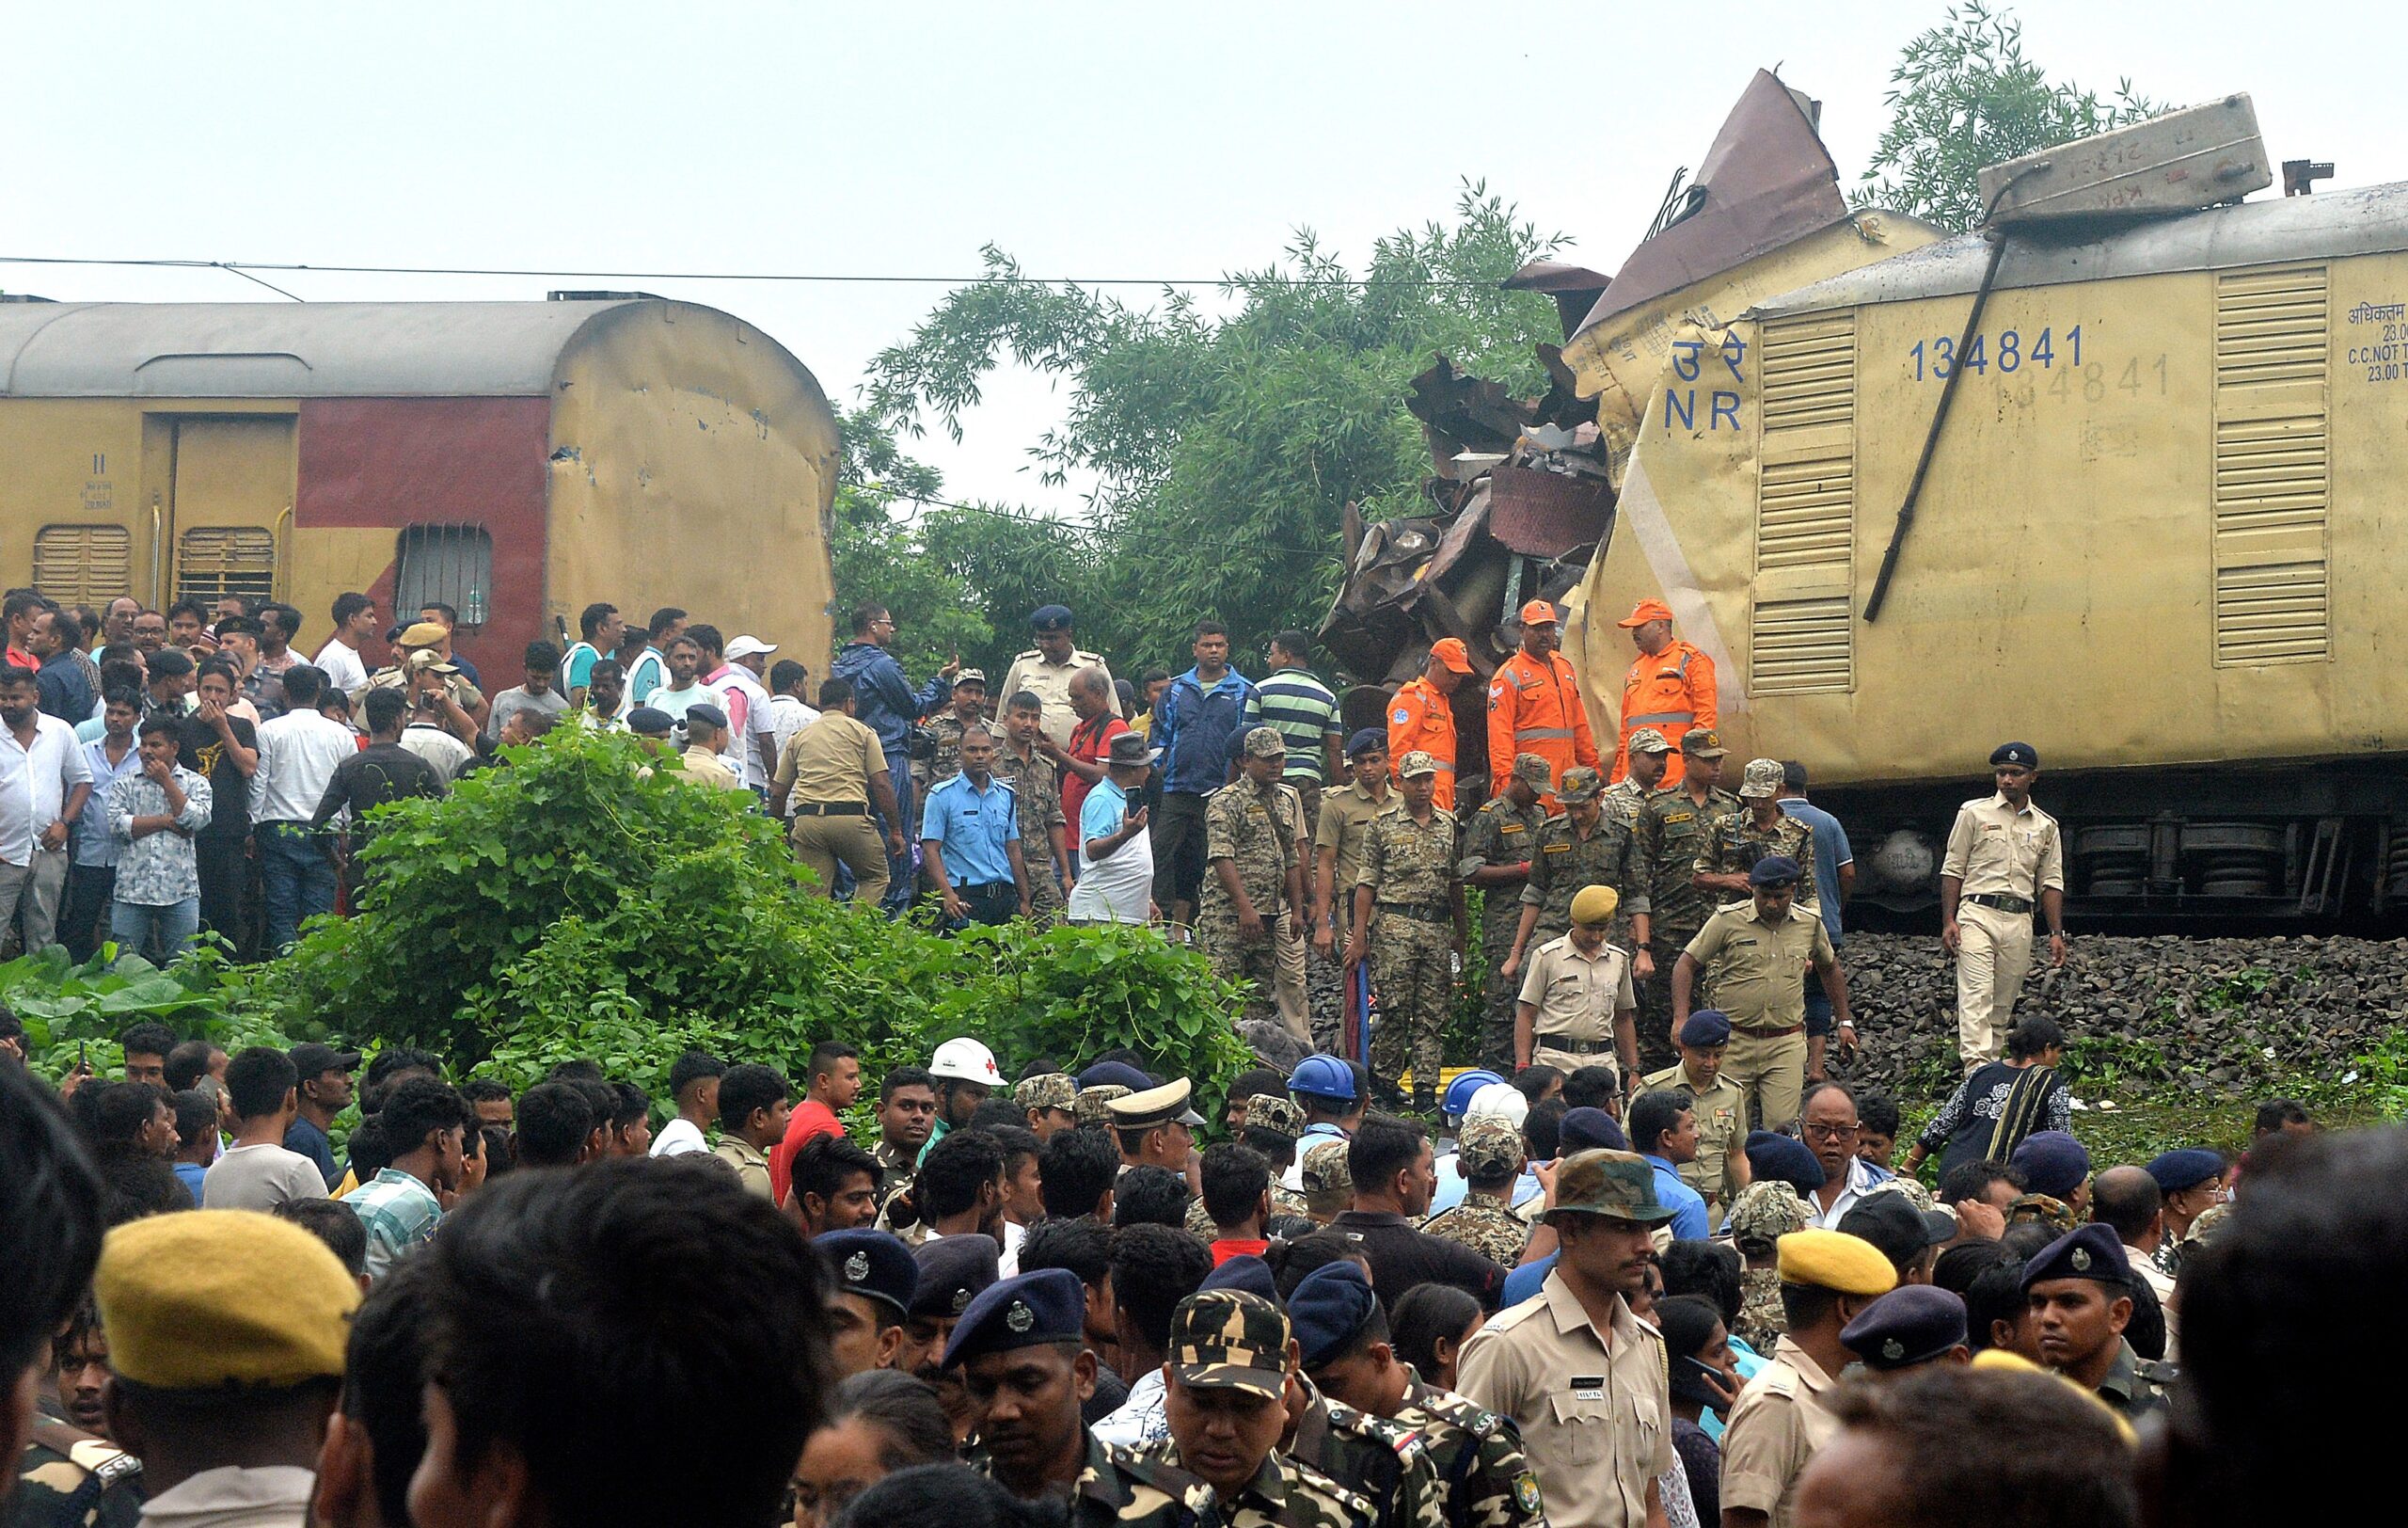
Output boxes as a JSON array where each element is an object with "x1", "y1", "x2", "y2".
[{"x1": 7, "y1": 3, "x2": 2380, "y2": 517}]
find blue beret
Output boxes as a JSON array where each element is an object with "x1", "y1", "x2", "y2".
[
  {"x1": 1030, "y1": 604, "x2": 1074, "y2": 629},
  {"x1": 2009, "y1": 1130, "x2": 2092, "y2": 1200},
  {"x1": 1290, "y1": 1261, "x2": 1380, "y2": 1370},
  {"x1": 1745, "y1": 1129, "x2": 1827, "y2": 1192},
  {"x1": 1200, "y1": 1254, "x2": 1280, "y2": 1303},
  {"x1": 942, "y1": 1268, "x2": 1085, "y2": 1369},
  {"x1": 684, "y1": 702, "x2": 730, "y2": 731},
  {"x1": 2144, "y1": 1148, "x2": 2224, "y2": 1194},
  {"x1": 817, "y1": 1230, "x2": 917, "y2": 1321},
  {"x1": 1841, "y1": 1285, "x2": 1969, "y2": 1370},
  {"x1": 2019, "y1": 1223, "x2": 2132, "y2": 1292},
  {"x1": 1560, "y1": 1107, "x2": 1627, "y2": 1154},
  {"x1": 910, "y1": 1234, "x2": 1000, "y2": 1320},
  {"x1": 625, "y1": 707, "x2": 673, "y2": 733},
  {"x1": 1990, "y1": 741, "x2": 2039, "y2": 769},
  {"x1": 1678, "y1": 1011, "x2": 1732, "y2": 1047},
  {"x1": 1749, "y1": 854, "x2": 1802, "y2": 887},
  {"x1": 1077, "y1": 1061, "x2": 1154, "y2": 1091},
  {"x1": 1345, "y1": 728, "x2": 1387, "y2": 758}
]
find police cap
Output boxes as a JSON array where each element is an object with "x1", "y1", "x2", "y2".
[
  {"x1": 943, "y1": 1268, "x2": 1085, "y2": 1369},
  {"x1": 1749, "y1": 854, "x2": 1803, "y2": 887},
  {"x1": 1198, "y1": 1254, "x2": 1280, "y2": 1303},
  {"x1": 910, "y1": 1234, "x2": 1000, "y2": 1319},
  {"x1": 818, "y1": 1229, "x2": 919, "y2": 1322},
  {"x1": 1990, "y1": 741, "x2": 2039, "y2": 769},
  {"x1": 1840, "y1": 1285, "x2": 1970, "y2": 1370},
  {"x1": 1678, "y1": 1011, "x2": 1732, "y2": 1047},
  {"x1": 2144, "y1": 1148, "x2": 2224, "y2": 1195},
  {"x1": 2019, "y1": 1223, "x2": 2133, "y2": 1293}
]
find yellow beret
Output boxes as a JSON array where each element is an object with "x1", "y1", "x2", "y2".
[
  {"x1": 1569, "y1": 884, "x2": 1620, "y2": 926},
  {"x1": 96, "y1": 1210, "x2": 360, "y2": 1389},
  {"x1": 1971, "y1": 1348, "x2": 2137, "y2": 1444},
  {"x1": 1776, "y1": 1228, "x2": 1898, "y2": 1297}
]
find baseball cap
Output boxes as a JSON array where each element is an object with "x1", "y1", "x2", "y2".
[
  {"x1": 1242, "y1": 726, "x2": 1287, "y2": 758},
  {"x1": 1738, "y1": 758, "x2": 1784, "y2": 799},
  {"x1": 1617, "y1": 598, "x2": 1673, "y2": 629},
  {"x1": 1518, "y1": 599, "x2": 1560, "y2": 627},
  {"x1": 1167, "y1": 1290, "x2": 1292, "y2": 1399},
  {"x1": 724, "y1": 635, "x2": 778, "y2": 661},
  {"x1": 1682, "y1": 728, "x2": 1728, "y2": 758},
  {"x1": 288, "y1": 1042, "x2": 360, "y2": 1077},
  {"x1": 1427, "y1": 638, "x2": 1474, "y2": 675}
]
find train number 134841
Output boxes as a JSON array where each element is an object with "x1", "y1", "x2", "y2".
[{"x1": 1908, "y1": 326, "x2": 2081, "y2": 381}]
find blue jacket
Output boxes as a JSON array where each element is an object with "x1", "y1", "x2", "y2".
[
  {"x1": 1151, "y1": 666, "x2": 1255, "y2": 796},
  {"x1": 830, "y1": 642, "x2": 949, "y2": 757}
]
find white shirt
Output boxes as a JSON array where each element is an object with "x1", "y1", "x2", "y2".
[
  {"x1": 650, "y1": 1117, "x2": 709, "y2": 1158},
  {"x1": 136, "y1": 1464, "x2": 315, "y2": 1528},
  {"x1": 250, "y1": 710, "x2": 357, "y2": 823},
  {"x1": 768, "y1": 693, "x2": 820, "y2": 765},
  {"x1": 0, "y1": 712, "x2": 93, "y2": 866},
  {"x1": 710, "y1": 667, "x2": 777, "y2": 790},
  {"x1": 313, "y1": 637, "x2": 372, "y2": 697},
  {"x1": 399, "y1": 724, "x2": 478, "y2": 786},
  {"x1": 1092, "y1": 1366, "x2": 1168, "y2": 1448},
  {"x1": 1810, "y1": 1154, "x2": 1886, "y2": 1229},
  {"x1": 1068, "y1": 776, "x2": 1151, "y2": 924}
]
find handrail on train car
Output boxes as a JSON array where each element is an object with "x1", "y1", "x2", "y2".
[
  {"x1": 148, "y1": 493, "x2": 164, "y2": 610},
  {"x1": 274, "y1": 503, "x2": 293, "y2": 602}
]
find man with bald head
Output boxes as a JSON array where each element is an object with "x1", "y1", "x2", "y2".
[
  {"x1": 2092, "y1": 1164, "x2": 2178, "y2": 1354},
  {"x1": 1040, "y1": 667, "x2": 1130, "y2": 835}
]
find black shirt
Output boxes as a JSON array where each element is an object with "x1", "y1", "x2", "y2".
[
  {"x1": 309, "y1": 742, "x2": 444, "y2": 831},
  {"x1": 179, "y1": 713, "x2": 259, "y2": 841},
  {"x1": 1328, "y1": 1209, "x2": 1508, "y2": 1311}
]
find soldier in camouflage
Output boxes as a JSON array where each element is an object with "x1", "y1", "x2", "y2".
[
  {"x1": 2005, "y1": 1192, "x2": 2079, "y2": 1235},
  {"x1": 11, "y1": 1414, "x2": 142, "y2": 1528},
  {"x1": 1353, "y1": 751, "x2": 1466, "y2": 1111},
  {"x1": 1632, "y1": 730, "x2": 1740, "y2": 1069},
  {"x1": 998, "y1": 689, "x2": 1073, "y2": 928},
  {"x1": 1246, "y1": 1094, "x2": 1315, "y2": 1223},
  {"x1": 1502, "y1": 766, "x2": 1643, "y2": 991},
  {"x1": 1693, "y1": 758, "x2": 1821, "y2": 909},
  {"x1": 1076, "y1": 1084, "x2": 1134, "y2": 1132},
  {"x1": 1420, "y1": 1115, "x2": 1532, "y2": 1267},
  {"x1": 1458, "y1": 754, "x2": 1552, "y2": 1072},
  {"x1": 1018, "y1": 1072, "x2": 1081, "y2": 1139},
  {"x1": 1142, "y1": 1289, "x2": 1378, "y2": 1528},
  {"x1": 1600, "y1": 726, "x2": 1671, "y2": 830},
  {"x1": 1724, "y1": 1179, "x2": 1812, "y2": 1356},
  {"x1": 1288, "y1": 1375, "x2": 1449, "y2": 1528},
  {"x1": 917, "y1": 669, "x2": 990, "y2": 791},
  {"x1": 1201, "y1": 728, "x2": 1312, "y2": 1042}
]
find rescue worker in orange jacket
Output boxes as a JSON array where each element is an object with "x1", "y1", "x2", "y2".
[
  {"x1": 1611, "y1": 597, "x2": 1718, "y2": 787},
  {"x1": 1488, "y1": 598, "x2": 1599, "y2": 811},
  {"x1": 1386, "y1": 637, "x2": 1473, "y2": 812}
]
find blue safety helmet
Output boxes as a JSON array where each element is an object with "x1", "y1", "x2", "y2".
[
  {"x1": 1442, "y1": 1070, "x2": 1506, "y2": 1118},
  {"x1": 1289, "y1": 1055, "x2": 1358, "y2": 1104}
]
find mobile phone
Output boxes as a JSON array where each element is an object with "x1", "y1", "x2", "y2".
[
  {"x1": 76, "y1": 1041, "x2": 87, "y2": 1073},
  {"x1": 1677, "y1": 1355, "x2": 1728, "y2": 1393}
]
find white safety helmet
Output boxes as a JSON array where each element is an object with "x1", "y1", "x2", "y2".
[
  {"x1": 928, "y1": 1037, "x2": 1003, "y2": 1087},
  {"x1": 1465, "y1": 1081, "x2": 1529, "y2": 1129}
]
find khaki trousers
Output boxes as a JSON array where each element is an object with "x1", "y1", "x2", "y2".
[
  {"x1": 791, "y1": 813, "x2": 890, "y2": 905},
  {"x1": 1725, "y1": 1027, "x2": 1806, "y2": 1134},
  {"x1": 1956, "y1": 899, "x2": 2034, "y2": 1072}
]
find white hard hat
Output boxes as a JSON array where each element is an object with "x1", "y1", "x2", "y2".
[
  {"x1": 1465, "y1": 1081, "x2": 1529, "y2": 1129},
  {"x1": 928, "y1": 1037, "x2": 1003, "y2": 1086}
]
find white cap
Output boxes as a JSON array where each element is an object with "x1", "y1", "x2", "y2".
[
  {"x1": 725, "y1": 634, "x2": 778, "y2": 661},
  {"x1": 928, "y1": 1037, "x2": 1003, "y2": 1086},
  {"x1": 1465, "y1": 1081, "x2": 1529, "y2": 1128}
]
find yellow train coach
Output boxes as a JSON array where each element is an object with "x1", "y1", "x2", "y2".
[
  {"x1": 1569, "y1": 181, "x2": 2408, "y2": 919},
  {"x1": 0, "y1": 294, "x2": 839, "y2": 681}
]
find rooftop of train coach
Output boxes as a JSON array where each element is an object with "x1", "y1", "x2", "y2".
[{"x1": 0, "y1": 297, "x2": 773, "y2": 399}]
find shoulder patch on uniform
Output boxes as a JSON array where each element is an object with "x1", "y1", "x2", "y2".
[{"x1": 1513, "y1": 1472, "x2": 1544, "y2": 1514}]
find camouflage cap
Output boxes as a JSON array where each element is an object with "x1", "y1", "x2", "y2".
[
  {"x1": 1397, "y1": 750, "x2": 1440, "y2": 779},
  {"x1": 1545, "y1": 1148, "x2": 1674, "y2": 1225},
  {"x1": 1625, "y1": 727, "x2": 1671, "y2": 756},
  {"x1": 1512, "y1": 753, "x2": 1553, "y2": 787},
  {"x1": 1073, "y1": 1084, "x2": 1133, "y2": 1130},
  {"x1": 1681, "y1": 727, "x2": 1729, "y2": 758},
  {"x1": 1015, "y1": 1073, "x2": 1077, "y2": 1113},
  {"x1": 1725, "y1": 1180, "x2": 1813, "y2": 1251},
  {"x1": 1738, "y1": 757, "x2": 1784, "y2": 799},
  {"x1": 1300, "y1": 1138, "x2": 1354, "y2": 1196},
  {"x1": 1456, "y1": 1115, "x2": 1526, "y2": 1174},
  {"x1": 1244, "y1": 1094, "x2": 1303, "y2": 1136},
  {"x1": 1168, "y1": 1289, "x2": 1292, "y2": 1398},
  {"x1": 1242, "y1": 726, "x2": 1288, "y2": 758},
  {"x1": 1557, "y1": 765, "x2": 1605, "y2": 804}
]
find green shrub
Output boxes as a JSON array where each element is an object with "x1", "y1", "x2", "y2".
[{"x1": 6, "y1": 942, "x2": 292, "y2": 1086}]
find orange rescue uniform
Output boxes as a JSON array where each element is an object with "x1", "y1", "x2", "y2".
[
  {"x1": 1612, "y1": 639, "x2": 1717, "y2": 786},
  {"x1": 1386, "y1": 676, "x2": 1459, "y2": 813},
  {"x1": 1488, "y1": 648, "x2": 1598, "y2": 809}
]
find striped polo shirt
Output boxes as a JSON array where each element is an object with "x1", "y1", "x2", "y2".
[{"x1": 1245, "y1": 666, "x2": 1342, "y2": 783}]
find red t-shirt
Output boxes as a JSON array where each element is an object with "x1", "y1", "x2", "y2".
[
  {"x1": 1064, "y1": 715, "x2": 1133, "y2": 826},
  {"x1": 769, "y1": 1098, "x2": 846, "y2": 1205},
  {"x1": 1210, "y1": 1237, "x2": 1271, "y2": 1265}
]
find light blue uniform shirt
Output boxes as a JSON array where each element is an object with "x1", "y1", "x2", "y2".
[
  {"x1": 1780, "y1": 797, "x2": 1853, "y2": 942},
  {"x1": 919, "y1": 772, "x2": 1020, "y2": 887}
]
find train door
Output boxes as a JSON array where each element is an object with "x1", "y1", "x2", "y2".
[{"x1": 166, "y1": 417, "x2": 293, "y2": 612}]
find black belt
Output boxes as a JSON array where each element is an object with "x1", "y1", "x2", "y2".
[
  {"x1": 1964, "y1": 892, "x2": 2034, "y2": 914},
  {"x1": 1377, "y1": 902, "x2": 1450, "y2": 923},
  {"x1": 791, "y1": 802, "x2": 869, "y2": 817},
  {"x1": 1534, "y1": 1034, "x2": 1616, "y2": 1056}
]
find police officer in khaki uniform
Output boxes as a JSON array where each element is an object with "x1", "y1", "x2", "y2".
[
  {"x1": 1719, "y1": 1229, "x2": 1896, "y2": 1528},
  {"x1": 1513, "y1": 883, "x2": 1638, "y2": 1081},
  {"x1": 1940, "y1": 741, "x2": 2067, "y2": 1072},
  {"x1": 1000, "y1": 605, "x2": 1120, "y2": 752},
  {"x1": 1673, "y1": 856, "x2": 1849, "y2": 1134},
  {"x1": 771, "y1": 678, "x2": 907, "y2": 904},
  {"x1": 1353, "y1": 751, "x2": 1465, "y2": 1111},
  {"x1": 1635, "y1": 1009, "x2": 1749, "y2": 1227},
  {"x1": 1455, "y1": 1150, "x2": 1677, "y2": 1528},
  {"x1": 1459, "y1": 754, "x2": 1551, "y2": 1071}
]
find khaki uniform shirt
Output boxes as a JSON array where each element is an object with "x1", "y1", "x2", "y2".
[
  {"x1": 1636, "y1": 1061, "x2": 1747, "y2": 1207},
  {"x1": 1455, "y1": 1270, "x2": 1673, "y2": 1528},
  {"x1": 1718, "y1": 1336, "x2": 1841, "y2": 1528},
  {"x1": 1683, "y1": 901, "x2": 1833, "y2": 1034},
  {"x1": 681, "y1": 746, "x2": 749, "y2": 793},
  {"x1": 712, "y1": 1136, "x2": 773, "y2": 1201},
  {"x1": 1515, "y1": 935, "x2": 1636, "y2": 1045},
  {"x1": 775, "y1": 711, "x2": 886, "y2": 805},
  {"x1": 1000, "y1": 648, "x2": 1119, "y2": 750},
  {"x1": 1941, "y1": 792, "x2": 2066, "y2": 898},
  {"x1": 1317, "y1": 782, "x2": 1400, "y2": 911}
]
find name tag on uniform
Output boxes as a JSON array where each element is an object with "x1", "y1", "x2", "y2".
[
  {"x1": 1543, "y1": 843, "x2": 1570, "y2": 854},
  {"x1": 1248, "y1": 804, "x2": 1267, "y2": 817},
  {"x1": 1501, "y1": 822, "x2": 1526, "y2": 835},
  {"x1": 1570, "y1": 1377, "x2": 1607, "y2": 1400},
  {"x1": 1729, "y1": 936, "x2": 1758, "y2": 949},
  {"x1": 1667, "y1": 811, "x2": 1694, "y2": 825}
]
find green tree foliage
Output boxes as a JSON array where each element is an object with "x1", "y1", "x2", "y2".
[
  {"x1": 864, "y1": 183, "x2": 1565, "y2": 670},
  {"x1": 1859, "y1": 3, "x2": 2157, "y2": 231},
  {"x1": 831, "y1": 407, "x2": 993, "y2": 679}
]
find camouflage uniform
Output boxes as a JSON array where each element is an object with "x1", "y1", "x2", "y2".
[
  {"x1": 1076, "y1": 1085, "x2": 1133, "y2": 1131},
  {"x1": 10, "y1": 1417, "x2": 142, "y2": 1528},
  {"x1": 1693, "y1": 806, "x2": 1820, "y2": 910},
  {"x1": 1199, "y1": 772, "x2": 1310, "y2": 1039},
  {"x1": 972, "y1": 1429, "x2": 1199, "y2": 1528},
  {"x1": 2158, "y1": 1199, "x2": 2232, "y2": 1281},
  {"x1": 1138, "y1": 1449, "x2": 1377, "y2": 1528},
  {"x1": 1287, "y1": 1378, "x2": 1448, "y2": 1528},
  {"x1": 917, "y1": 708, "x2": 977, "y2": 792},
  {"x1": 2098, "y1": 1342, "x2": 2178, "y2": 1422},
  {"x1": 997, "y1": 741, "x2": 1070, "y2": 927},
  {"x1": 2006, "y1": 1192, "x2": 2078, "y2": 1234},
  {"x1": 1393, "y1": 1367, "x2": 1547, "y2": 1528},
  {"x1": 1518, "y1": 774, "x2": 1646, "y2": 956},
  {"x1": 1633, "y1": 779, "x2": 1740, "y2": 1065},
  {"x1": 1017, "y1": 1072, "x2": 1079, "y2": 1121},
  {"x1": 1420, "y1": 1116, "x2": 1531, "y2": 1266},
  {"x1": 1724, "y1": 1180, "x2": 1812, "y2": 1356},
  {"x1": 873, "y1": 1138, "x2": 928, "y2": 1247},
  {"x1": 1357, "y1": 785, "x2": 1461, "y2": 1106},
  {"x1": 1859, "y1": 1173, "x2": 1939, "y2": 1214},
  {"x1": 1458, "y1": 764, "x2": 1550, "y2": 1072}
]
